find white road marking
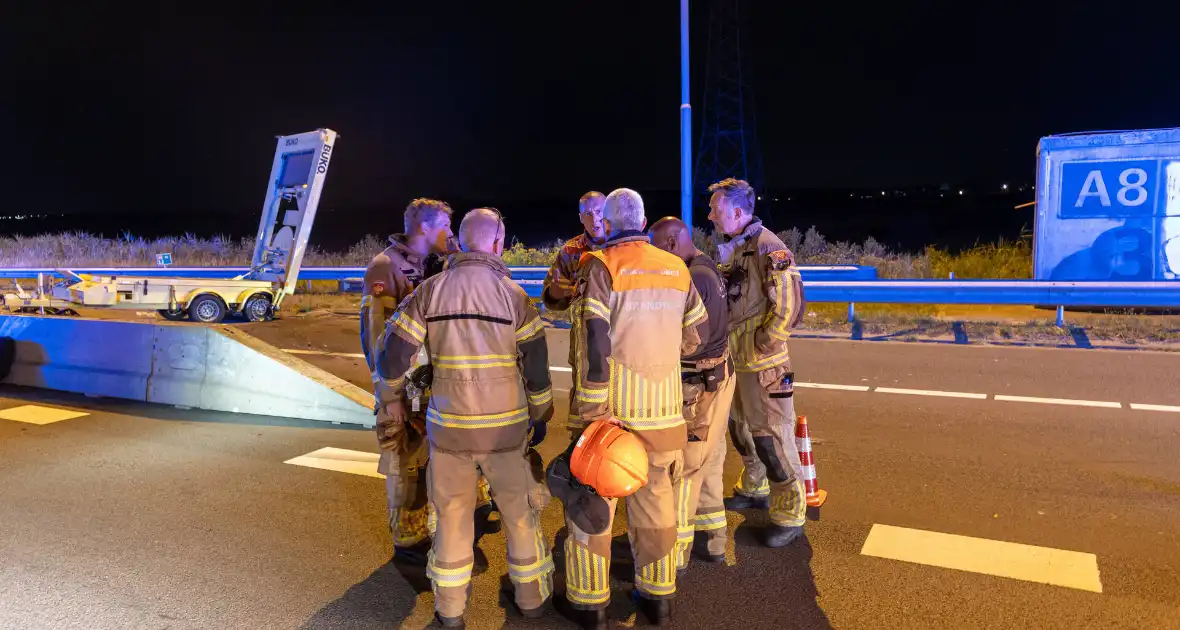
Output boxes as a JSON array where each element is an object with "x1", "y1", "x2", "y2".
[
  {"x1": 278, "y1": 348, "x2": 1174, "y2": 413},
  {"x1": 283, "y1": 349, "x2": 366, "y2": 359},
  {"x1": 1129, "y1": 403, "x2": 1180, "y2": 413},
  {"x1": 860, "y1": 524, "x2": 1103, "y2": 593},
  {"x1": 284, "y1": 447, "x2": 383, "y2": 479},
  {"x1": 994, "y1": 395, "x2": 1122, "y2": 409},
  {"x1": 795, "y1": 382, "x2": 872, "y2": 392},
  {"x1": 875, "y1": 387, "x2": 988, "y2": 400},
  {"x1": 0, "y1": 405, "x2": 90, "y2": 425}
]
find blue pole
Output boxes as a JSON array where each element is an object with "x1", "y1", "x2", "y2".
[{"x1": 680, "y1": 0, "x2": 693, "y2": 229}]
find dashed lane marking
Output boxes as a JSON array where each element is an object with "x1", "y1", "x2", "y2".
[
  {"x1": 0, "y1": 405, "x2": 90, "y2": 425},
  {"x1": 279, "y1": 349, "x2": 1175, "y2": 412},
  {"x1": 283, "y1": 349, "x2": 365, "y2": 359},
  {"x1": 860, "y1": 523, "x2": 1103, "y2": 593},
  {"x1": 794, "y1": 382, "x2": 872, "y2": 392},
  {"x1": 284, "y1": 447, "x2": 383, "y2": 479},
  {"x1": 1128, "y1": 403, "x2": 1180, "y2": 413},
  {"x1": 994, "y1": 395, "x2": 1122, "y2": 409},
  {"x1": 874, "y1": 387, "x2": 988, "y2": 400}
]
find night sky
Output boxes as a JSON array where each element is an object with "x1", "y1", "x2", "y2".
[{"x1": 8, "y1": 1, "x2": 1180, "y2": 242}]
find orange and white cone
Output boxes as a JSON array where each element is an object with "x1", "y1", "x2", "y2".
[{"x1": 795, "y1": 415, "x2": 827, "y2": 507}]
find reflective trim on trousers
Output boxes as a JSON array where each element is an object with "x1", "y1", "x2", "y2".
[
  {"x1": 735, "y1": 474, "x2": 770, "y2": 498},
  {"x1": 427, "y1": 552, "x2": 474, "y2": 589},
  {"x1": 635, "y1": 550, "x2": 678, "y2": 597},
  {"x1": 565, "y1": 539, "x2": 610, "y2": 606},
  {"x1": 390, "y1": 507, "x2": 431, "y2": 547},
  {"x1": 769, "y1": 479, "x2": 807, "y2": 528},
  {"x1": 694, "y1": 510, "x2": 727, "y2": 532}
]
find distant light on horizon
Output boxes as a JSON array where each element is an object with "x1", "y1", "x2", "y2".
[
  {"x1": 958, "y1": 190, "x2": 964, "y2": 195},
  {"x1": 1002, "y1": 183, "x2": 1009, "y2": 191}
]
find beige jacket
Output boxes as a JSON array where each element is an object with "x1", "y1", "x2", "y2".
[
  {"x1": 541, "y1": 233, "x2": 601, "y2": 311},
  {"x1": 716, "y1": 219, "x2": 806, "y2": 376},
  {"x1": 360, "y1": 234, "x2": 426, "y2": 378},
  {"x1": 375, "y1": 252, "x2": 553, "y2": 454},
  {"x1": 568, "y1": 232, "x2": 708, "y2": 452}
]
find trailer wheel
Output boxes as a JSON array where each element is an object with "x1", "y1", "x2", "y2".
[
  {"x1": 158, "y1": 308, "x2": 186, "y2": 321},
  {"x1": 242, "y1": 293, "x2": 273, "y2": 322},
  {"x1": 188, "y1": 294, "x2": 227, "y2": 323}
]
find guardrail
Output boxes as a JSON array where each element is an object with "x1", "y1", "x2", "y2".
[
  {"x1": 0, "y1": 265, "x2": 878, "y2": 282},
  {"x1": 808, "y1": 280, "x2": 1180, "y2": 326}
]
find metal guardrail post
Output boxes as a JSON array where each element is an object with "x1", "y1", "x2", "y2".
[
  {"x1": 1056, "y1": 305, "x2": 1065, "y2": 328},
  {"x1": 847, "y1": 302, "x2": 856, "y2": 323}
]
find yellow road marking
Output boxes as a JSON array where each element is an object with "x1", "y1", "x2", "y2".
[
  {"x1": 0, "y1": 404, "x2": 90, "y2": 425},
  {"x1": 860, "y1": 524, "x2": 1102, "y2": 593},
  {"x1": 284, "y1": 447, "x2": 383, "y2": 479}
]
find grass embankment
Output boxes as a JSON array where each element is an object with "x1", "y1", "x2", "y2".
[{"x1": 2, "y1": 230, "x2": 1176, "y2": 349}]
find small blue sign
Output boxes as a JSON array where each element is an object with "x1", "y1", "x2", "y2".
[
  {"x1": 156, "y1": 253, "x2": 173, "y2": 266},
  {"x1": 1059, "y1": 159, "x2": 1159, "y2": 219}
]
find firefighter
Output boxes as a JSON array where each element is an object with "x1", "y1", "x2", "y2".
[
  {"x1": 559, "y1": 188, "x2": 708, "y2": 629},
  {"x1": 541, "y1": 191, "x2": 607, "y2": 312},
  {"x1": 706, "y1": 178, "x2": 808, "y2": 548},
  {"x1": 375, "y1": 208, "x2": 555, "y2": 627},
  {"x1": 649, "y1": 217, "x2": 734, "y2": 568},
  {"x1": 360, "y1": 198, "x2": 493, "y2": 566}
]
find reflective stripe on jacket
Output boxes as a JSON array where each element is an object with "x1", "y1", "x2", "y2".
[
  {"x1": 375, "y1": 252, "x2": 553, "y2": 454},
  {"x1": 568, "y1": 232, "x2": 708, "y2": 452}
]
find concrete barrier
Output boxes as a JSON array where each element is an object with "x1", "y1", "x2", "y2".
[{"x1": 0, "y1": 315, "x2": 376, "y2": 427}]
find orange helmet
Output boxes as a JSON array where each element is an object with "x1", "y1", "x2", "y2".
[{"x1": 570, "y1": 419, "x2": 649, "y2": 498}]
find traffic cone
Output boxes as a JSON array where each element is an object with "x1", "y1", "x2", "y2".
[{"x1": 795, "y1": 415, "x2": 827, "y2": 508}]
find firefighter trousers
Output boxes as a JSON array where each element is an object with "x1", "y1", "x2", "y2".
[
  {"x1": 674, "y1": 372, "x2": 736, "y2": 566},
  {"x1": 729, "y1": 368, "x2": 807, "y2": 528},
  {"x1": 377, "y1": 408, "x2": 494, "y2": 550},
  {"x1": 426, "y1": 441, "x2": 554, "y2": 620},
  {"x1": 564, "y1": 449, "x2": 684, "y2": 609}
]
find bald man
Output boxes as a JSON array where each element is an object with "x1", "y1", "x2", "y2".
[
  {"x1": 376, "y1": 208, "x2": 555, "y2": 627},
  {"x1": 650, "y1": 217, "x2": 734, "y2": 568}
]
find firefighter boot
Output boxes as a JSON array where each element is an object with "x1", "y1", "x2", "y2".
[
  {"x1": 434, "y1": 611, "x2": 464, "y2": 628},
  {"x1": 723, "y1": 493, "x2": 770, "y2": 510},
  {"x1": 393, "y1": 539, "x2": 431, "y2": 566},
  {"x1": 765, "y1": 524, "x2": 804, "y2": 548},
  {"x1": 632, "y1": 590, "x2": 672, "y2": 627},
  {"x1": 555, "y1": 595, "x2": 608, "y2": 630}
]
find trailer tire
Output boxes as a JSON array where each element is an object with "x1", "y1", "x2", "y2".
[
  {"x1": 158, "y1": 308, "x2": 186, "y2": 321},
  {"x1": 0, "y1": 336, "x2": 14, "y2": 381},
  {"x1": 188, "y1": 294, "x2": 227, "y2": 324},
  {"x1": 242, "y1": 293, "x2": 273, "y2": 322}
]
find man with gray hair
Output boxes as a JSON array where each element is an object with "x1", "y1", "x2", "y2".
[
  {"x1": 377, "y1": 207, "x2": 555, "y2": 627},
  {"x1": 707, "y1": 178, "x2": 810, "y2": 549},
  {"x1": 558, "y1": 188, "x2": 708, "y2": 628}
]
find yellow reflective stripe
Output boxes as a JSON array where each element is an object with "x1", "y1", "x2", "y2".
[
  {"x1": 566, "y1": 542, "x2": 610, "y2": 605},
  {"x1": 582, "y1": 297, "x2": 611, "y2": 321},
  {"x1": 427, "y1": 555, "x2": 474, "y2": 587},
  {"x1": 736, "y1": 474, "x2": 771, "y2": 497},
  {"x1": 426, "y1": 407, "x2": 529, "y2": 429},
  {"x1": 683, "y1": 299, "x2": 706, "y2": 328},
  {"x1": 391, "y1": 312, "x2": 426, "y2": 343},
  {"x1": 527, "y1": 387, "x2": 553, "y2": 406},
  {"x1": 516, "y1": 316, "x2": 544, "y2": 342},
  {"x1": 508, "y1": 555, "x2": 555, "y2": 583},
  {"x1": 635, "y1": 551, "x2": 677, "y2": 595},
  {"x1": 619, "y1": 414, "x2": 684, "y2": 431},
  {"x1": 576, "y1": 387, "x2": 608, "y2": 403},
  {"x1": 694, "y1": 511, "x2": 727, "y2": 531},
  {"x1": 434, "y1": 354, "x2": 517, "y2": 369}
]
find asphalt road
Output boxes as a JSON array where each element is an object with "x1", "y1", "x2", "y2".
[{"x1": 2, "y1": 323, "x2": 1179, "y2": 629}]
